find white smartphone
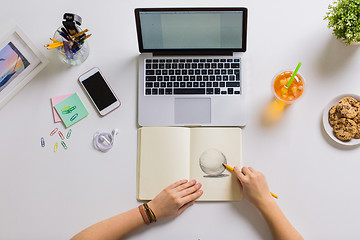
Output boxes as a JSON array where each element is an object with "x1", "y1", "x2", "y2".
[{"x1": 78, "y1": 67, "x2": 121, "y2": 116}]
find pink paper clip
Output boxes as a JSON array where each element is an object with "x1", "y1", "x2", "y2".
[
  {"x1": 58, "y1": 131, "x2": 65, "y2": 140},
  {"x1": 50, "y1": 128, "x2": 58, "y2": 136}
]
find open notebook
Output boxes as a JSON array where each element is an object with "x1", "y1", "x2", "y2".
[{"x1": 137, "y1": 127, "x2": 242, "y2": 201}]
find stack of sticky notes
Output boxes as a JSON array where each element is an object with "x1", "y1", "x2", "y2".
[
  {"x1": 51, "y1": 93, "x2": 73, "y2": 123},
  {"x1": 52, "y1": 93, "x2": 88, "y2": 128}
]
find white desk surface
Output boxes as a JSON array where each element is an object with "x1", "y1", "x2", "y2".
[{"x1": 1, "y1": 0, "x2": 360, "y2": 239}]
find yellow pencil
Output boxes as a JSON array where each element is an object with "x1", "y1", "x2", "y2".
[
  {"x1": 71, "y1": 29, "x2": 89, "y2": 38},
  {"x1": 83, "y1": 34, "x2": 92, "y2": 41},
  {"x1": 50, "y1": 38, "x2": 59, "y2": 43},
  {"x1": 45, "y1": 43, "x2": 63, "y2": 48},
  {"x1": 45, "y1": 42, "x2": 63, "y2": 49},
  {"x1": 45, "y1": 42, "x2": 63, "y2": 47},
  {"x1": 223, "y1": 163, "x2": 234, "y2": 171},
  {"x1": 222, "y1": 163, "x2": 278, "y2": 199},
  {"x1": 270, "y1": 192, "x2": 278, "y2": 199}
]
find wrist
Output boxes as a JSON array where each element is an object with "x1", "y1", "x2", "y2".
[
  {"x1": 147, "y1": 201, "x2": 162, "y2": 220},
  {"x1": 256, "y1": 197, "x2": 277, "y2": 213},
  {"x1": 138, "y1": 202, "x2": 157, "y2": 225}
]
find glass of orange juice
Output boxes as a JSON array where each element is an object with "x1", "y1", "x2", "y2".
[{"x1": 272, "y1": 71, "x2": 305, "y2": 104}]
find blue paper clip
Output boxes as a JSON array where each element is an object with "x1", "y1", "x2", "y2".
[
  {"x1": 66, "y1": 129, "x2": 72, "y2": 139},
  {"x1": 41, "y1": 137, "x2": 45, "y2": 147},
  {"x1": 70, "y1": 113, "x2": 78, "y2": 121}
]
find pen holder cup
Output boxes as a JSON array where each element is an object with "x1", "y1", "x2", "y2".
[{"x1": 53, "y1": 27, "x2": 90, "y2": 66}]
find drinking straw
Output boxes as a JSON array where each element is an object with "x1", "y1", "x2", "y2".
[{"x1": 286, "y1": 62, "x2": 302, "y2": 88}]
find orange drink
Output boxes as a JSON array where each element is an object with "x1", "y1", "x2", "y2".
[{"x1": 272, "y1": 71, "x2": 305, "y2": 104}]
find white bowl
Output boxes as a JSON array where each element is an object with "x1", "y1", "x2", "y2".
[{"x1": 322, "y1": 94, "x2": 360, "y2": 146}]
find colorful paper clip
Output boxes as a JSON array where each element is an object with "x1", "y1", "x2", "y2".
[
  {"x1": 50, "y1": 128, "x2": 58, "y2": 136},
  {"x1": 58, "y1": 131, "x2": 65, "y2": 140},
  {"x1": 61, "y1": 141, "x2": 68, "y2": 150},
  {"x1": 62, "y1": 105, "x2": 76, "y2": 114},
  {"x1": 41, "y1": 137, "x2": 45, "y2": 147},
  {"x1": 61, "y1": 106, "x2": 70, "y2": 112},
  {"x1": 70, "y1": 113, "x2": 78, "y2": 121},
  {"x1": 66, "y1": 129, "x2": 72, "y2": 139},
  {"x1": 54, "y1": 142, "x2": 58, "y2": 152}
]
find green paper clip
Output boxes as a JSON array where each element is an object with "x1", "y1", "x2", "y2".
[
  {"x1": 61, "y1": 141, "x2": 68, "y2": 150},
  {"x1": 62, "y1": 106, "x2": 77, "y2": 114},
  {"x1": 66, "y1": 129, "x2": 72, "y2": 139}
]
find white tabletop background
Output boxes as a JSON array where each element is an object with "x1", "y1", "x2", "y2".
[{"x1": 1, "y1": 0, "x2": 360, "y2": 239}]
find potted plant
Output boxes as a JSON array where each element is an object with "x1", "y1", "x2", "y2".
[{"x1": 324, "y1": 0, "x2": 360, "y2": 45}]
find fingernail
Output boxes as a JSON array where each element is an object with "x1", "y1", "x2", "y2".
[{"x1": 190, "y1": 179, "x2": 196, "y2": 184}]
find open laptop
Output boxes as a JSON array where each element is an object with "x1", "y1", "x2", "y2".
[{"x1": 135, "y1": 8, "x2": 248, "y2": 126}]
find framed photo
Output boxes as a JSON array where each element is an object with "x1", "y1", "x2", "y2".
[{"x1": 0, "y1": 20, "x2": 48, "y2": 109}]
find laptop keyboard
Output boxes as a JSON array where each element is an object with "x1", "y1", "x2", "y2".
[{"x1": 144, "y1": 58, "x2": 241, "y2": 95}]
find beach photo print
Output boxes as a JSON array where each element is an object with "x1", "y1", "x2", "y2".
[
  {"x1": 0, "y1": 22, "x2": 48, "y2": 109},
  {"x1": 0, "y1": 42, "x2": 30, "y2": 92}
]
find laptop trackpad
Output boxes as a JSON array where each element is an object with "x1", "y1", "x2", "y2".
[{"x1": 174, "y1": 98, "x2": 211, "y2": 124}]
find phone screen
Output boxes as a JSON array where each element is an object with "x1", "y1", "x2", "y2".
[{"x1": 82, "y1": 72, "x2": 117, "y2": 111}]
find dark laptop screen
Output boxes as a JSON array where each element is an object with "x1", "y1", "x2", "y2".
[{"x1": 135, "y1": 8, "x2": 247, "y2": 53}]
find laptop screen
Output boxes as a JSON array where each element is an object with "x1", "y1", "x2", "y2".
[{"x1": 135, "y1": 8, "x2": 247, "y2": 53}]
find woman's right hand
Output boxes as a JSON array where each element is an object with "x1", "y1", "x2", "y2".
[{"x1": 234, "y1": 166, "x2": 274, "y2": 208}]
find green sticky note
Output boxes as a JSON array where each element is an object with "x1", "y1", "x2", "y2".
[{"x1": 54, "y1": 93, "x2": 88, "y2": 128}]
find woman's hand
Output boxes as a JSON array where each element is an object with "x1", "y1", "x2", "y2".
[
  {"x1": 148, "y1": 179, "x2": 203, "y2": 219},
  {"x1": 234, "y1": 166, "x2": 274, "y2": 208}
]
